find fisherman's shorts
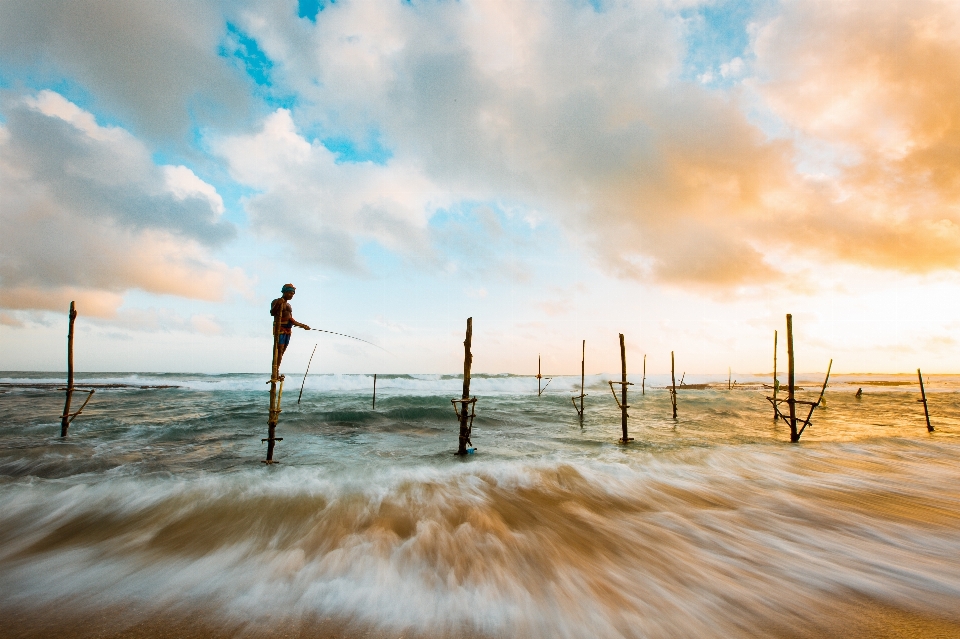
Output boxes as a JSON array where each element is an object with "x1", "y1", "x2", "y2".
[{"x1": 278, "y1": 333, "x2": 291, "y2": 347}]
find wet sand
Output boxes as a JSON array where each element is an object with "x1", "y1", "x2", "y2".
[{"x1": 4, "y1": 595, "x2": 960, "y2": 639}]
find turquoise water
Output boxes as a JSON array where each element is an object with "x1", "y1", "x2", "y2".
[{"x1": 1, "y1": 371, "x2": 959, "y2": 637}]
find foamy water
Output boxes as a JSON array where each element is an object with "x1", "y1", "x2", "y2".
[{"x1": 1, "y1": 372, "x2": 959, "y2": 637}]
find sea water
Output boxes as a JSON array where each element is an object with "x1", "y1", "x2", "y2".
[{"x1": 1, "y1": 371, "x2": 959, "y2": 637}]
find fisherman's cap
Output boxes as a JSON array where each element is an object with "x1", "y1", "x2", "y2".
[{"x1": 281, "y1": 283, "x2": 296, "y2": 293}]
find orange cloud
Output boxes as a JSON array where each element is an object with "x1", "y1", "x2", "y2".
[{"x1": 753, "y1": 0, "x2": 960, "y2": 272}]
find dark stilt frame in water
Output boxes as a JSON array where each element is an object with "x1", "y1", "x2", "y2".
[
  {"x1": 767, "y1": 314, "x2": 832, "y2": 443},
  {"x1": 670, "y1": 351, "x2": 678, "y2": 419},
  {"x1": 642, "y1": 354, "x2": 646, "y2": 395},
  {"x1": 536, "y1": 355, "x2": 551, "y2": 396},
  {"x1": 453, "y1": 317, "x2": 477, "y2": 455},
  {"x1": 59, "y1": 301, "x2": 94, "y2": 437},
  {"x1": 372, "y1": 373, "x2": 377, "y2": 409},
  {"x1": 571, "y1": 340, "x2": 586, "y2": 420},
  {"x1": 608, "y1": 334, "x2": 633, "y2": 443},
  {"x1": 263, "y1": 309, "x2": 284, "y2": 462},
  {"x1": 918, "y1": 368, "x2": 933, "y2": 432}
]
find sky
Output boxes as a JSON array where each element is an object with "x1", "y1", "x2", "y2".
[{"x1": 1, "y1": 0, "x2": 960, "y2": 376}]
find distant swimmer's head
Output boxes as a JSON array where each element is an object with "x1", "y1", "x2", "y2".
[{"x1": 281, "y1": 283, "x2": 296, "y2": 299}]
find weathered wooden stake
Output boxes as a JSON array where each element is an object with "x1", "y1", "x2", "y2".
[
  {"x1": 786, "y1": 314, "x2": 798, "y2": 442},
  {"x1": 918, "y1": 368, "x2": 933, "y2": 432},
  {"x1": 263, "y1": 307, "x2": 284, "y2": 462},
  {"x1": 670, "y1": 351, "x2": 678, "y2": 419},
  {"x1": 642, "y1": 354, "x2": 646, "y2": 395},
  {"x1": 373, "y1": 373, "x2": 377, "y2": 409},
  {"x1": 618, "y1": 334, "x2": 631, "y2": 443},
  {"x1": 728, "y1": 367, "x2": 732, "y2": 390},
  {"x1": 571, "y1": 340, "x2": 586, "y2": 418},
  {"x1": 772, "y1": 330, "x2": 778, "y2": 420},
  {"x1": 60, "y1": 302, "x2": 77, "y2": 437},
  {"x1": 454, "y1": 317, "x2": 476, "y2": 455},
  {"x1": 537, "y1": 354, "x2": 541, "y2": 396}
]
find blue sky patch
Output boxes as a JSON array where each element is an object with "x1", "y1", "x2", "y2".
[
  {"x1": 681, "y1": 0, "x2": 773, "y2": 85},
  {"x1": 322, "y1": 131, "x2": 393, "y2": 165},
  {"x1": 298, "y1": 0, "x2": 334, "y2": 22}
]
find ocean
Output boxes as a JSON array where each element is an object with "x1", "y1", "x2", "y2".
[{"x1": 1, "y1": 371, "x2": 959, "y2": 638}]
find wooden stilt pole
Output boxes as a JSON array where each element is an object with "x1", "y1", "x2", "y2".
[
  {"x1": 670, "y1": 351, "x2": 677, "y2": 419},
  {"x1": 773, "y1": 330, "x2": 778, "y2": 420},
  {"x1": 571, "y1": 340, "x2": 586, "y2": 419},
  {"x1": 373, "y1": 373, "x2": 377, "y2": 409},
  {"x1": 60, "y1": 302, "x2": 77, "y2": 437},
  {"x1": 263, "y1": 310, "x2": 284, "y2": 462},
  {"x1": 642, "y1": 354, "x2": 646, "y2": 395},
  {"x1": 728, "y1": 367, "x2": 731, "y2": 390},
  {"x1": 618, "y1": 334, "x2": 631, "y2": 443},
  {"x1": 787, "y1": 314, "x2": 798, "y2": 443},
  {"x1": 537, "y1": 354, "x2": 541, "y2": 396},
  {"x1": 455, "y1": 318, "x2": 475, "y2": 455},
  {"x1": 918, "y1": 368, "x2": 933, "y2": 432}
]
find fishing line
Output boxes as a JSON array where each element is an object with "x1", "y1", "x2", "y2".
[{"x1": 308, "y1": 328, "x2": 393, "y2": 355}]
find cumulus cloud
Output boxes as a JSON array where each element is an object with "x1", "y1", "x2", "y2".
[
  {"x1": 0, "y1": 92, "x2": 247, "y2": 316},
  {"x1": 751, "y1": 0, "x2": 960, "y2": 272},
  {"x1": 220, "y1": 0, "x2": 960, "y2": 288},
  {"x1": 0, "y1": 0, "x2": 250, "y2": 141},
  {"x1": 217, "y1": 0, "x2": 793, "y2": 286},
  {"x1": 215, "y1": 108, "x2": 447, "y2": 272}
]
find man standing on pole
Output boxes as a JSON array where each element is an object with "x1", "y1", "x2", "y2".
[{"x1": 270, "y1": 284, "x2": 310, "y2": 367}]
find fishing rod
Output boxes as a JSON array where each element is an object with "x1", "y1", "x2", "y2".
[
  {"x1": 308, "y1": 328, "x2": 392, "y2": 354},
  {"x1": 297, "y1": 343, "x2": 317, "y2": 405}
]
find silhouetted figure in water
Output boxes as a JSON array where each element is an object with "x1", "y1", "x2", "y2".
[{"x1": 855, "y1": 387, "x2": 863, "y2": 399}]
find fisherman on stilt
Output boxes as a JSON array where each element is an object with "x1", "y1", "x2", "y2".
[{"x1": 270, "y1": 284, "x2": 311, "y2": 368}]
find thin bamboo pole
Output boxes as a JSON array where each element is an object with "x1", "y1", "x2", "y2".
[
  {"x1": 60, "y1": 301, "x2": 77, "y2": 437},
  {"x1": 670, "y1": 351, "x2": 677, "y2": 419},
  {"x1": 787, "y1": 314, "x2": 798, "y2": 442},
  {"x1": 642, "y1": 354, "x2": 646, "y2": 395},
  {"x1": 578, "y1": 340, "x2": 585, "y2": 417},
  {"x1": 456, "y1": 318, "x2": 474, "y2": 455},
  {"x1": 728, "y1": 367, "x2": 731, "y2": 390},
  {"x1": 918, "y1": 368, "x2": 933, "y2": 432},
  {"x1": 297, "y1": 344, "x2": 317, "y2": 405},
  {"x1": 373, "y1": 373, "x2": 377, "y2": 409},
  {"x1": 537, "y1": 354, "x2": 541, "y2": 396}
]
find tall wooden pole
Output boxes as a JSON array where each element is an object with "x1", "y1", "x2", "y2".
[
  {"x1": 728, "y1": 367, "x2": 731, "y2": 390},
  {"x1": 60, "y1": 301, "x2": 77, "y2": 437},
  {"x1": 537, "y1": 354, "x2": 541, "y2": 396},
  {"x1": 456, "y1": 318, "x2": 473, "y2": 455},
  {"x1": 670, "y1": 351, "x2": 677, "y2": 419},
  {"x1": 264, "y1": 311, "x2": 283, "y2": 462},
  {"x1": 619, "y1": 334, "x2": 629, "y2": 443},
  {"x1": 787, "y1": 314, "x2": 798, "y2": 442},
  {"x1": 579, "y1": 340, "x2": 585, "y2": 416},
  {"x1": 642, "y1": 354, "x2": 646, "y2": 395},
  {"x1": 918, "y1": 369, "x2": 933, "y2": 432},
  {"x1": 773, "y1": 330, "x2": 778, "y2": 419},
  {"x1": 373, "y1": 373, "x2": 377, "y2": 409}
]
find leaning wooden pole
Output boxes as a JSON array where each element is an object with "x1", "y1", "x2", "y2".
[
  {"x1": 786, "y1": 314, "x2": 798, "y2": 442},
  {"x1": 264, "y1": 310, "x2": 284, "y2": 463},
  {"x1": 773, "y1": 330, "x2": 778, "y2": 419},
  {"x1": 455, "y1": 317, "x2": 475, "y2": 455},
  {"x1": 918, "y1": 369, "x2": 933, "y2": 432},
  {"x1": 60, "y1": 301, "x2": 77, "y2": 437},
  {"x1": 670, "y1": 351, "x2": 678, "y2": 419}
]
